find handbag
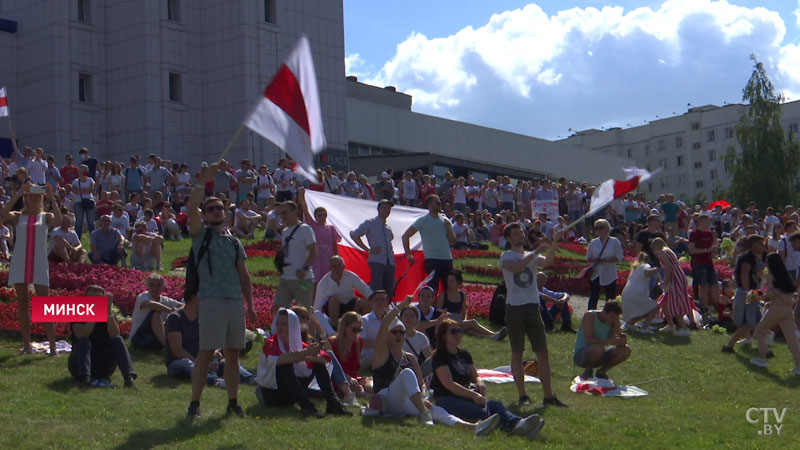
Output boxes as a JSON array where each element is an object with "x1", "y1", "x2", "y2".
[{"x1": 578, "y1": 237, "x2": 610, "y2": 280}]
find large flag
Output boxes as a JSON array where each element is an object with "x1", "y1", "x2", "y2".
[
  {"x1": 245, "y1": 36, "x2": 325, "y2": 182},
  {"x1": 587, "y1": 167, "x2": 658, "y2": 217},
  {"x1": 0, "y1": 87, "x2": 8, "y2": 117},
  {"x1": 304, "y1": 191, "x2": 428, "y2": 301}
]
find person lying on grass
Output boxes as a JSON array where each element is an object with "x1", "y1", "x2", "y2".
[{"x1": 572, "y1": 300, "x2": 631, "y2": 380}]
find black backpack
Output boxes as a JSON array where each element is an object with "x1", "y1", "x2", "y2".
[
  {"x1": 489, "y1": 282, "x2": 507, "y2": 326},
  {"x1": 183, "y1": 229, "x2": 239, "y2": 301}
]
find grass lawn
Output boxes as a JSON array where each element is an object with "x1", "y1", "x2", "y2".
[{"x1": 4, "y1": 238, "x2": 798, "y2": 448}]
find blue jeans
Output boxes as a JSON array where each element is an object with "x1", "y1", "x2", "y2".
[
  {"x1": 68, "y1": 336, "x2": 136, "y2": 381},
  {"x1": 74, "y1": 200, "x2": 96, "y2": 238},
  {"x1": 166, "y1": 357, "x2": 254, "y2": 384},
  {"x1": 435, "y1": 396, "x2": 521, "y2": 431},
  {"x1": 328, "y1": 351, "x2": 347, "y2": 387}
]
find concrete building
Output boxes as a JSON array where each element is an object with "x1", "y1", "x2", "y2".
[
  {"x1": 345, "y1": 77, "x2": 631, "y2": 184},
  {"x1": 0, "y1": 0, "x2": 348, "y2": 168},
  {"x1": 559, "y1": 101, "x2": 800, "y2": 201}
]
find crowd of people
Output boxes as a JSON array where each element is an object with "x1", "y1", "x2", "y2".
[{"x1": 4, "y1": 142, "x2": 800, "y2": 439}]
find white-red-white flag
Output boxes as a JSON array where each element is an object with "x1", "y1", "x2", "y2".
[
  {"x1": 0, "y1": 87, "x2": 9, "y2": 117},
  {"x1": 245, "y1": 36, "x2": 325, "y2": 182},
  {"x1": 304, "y1": 191, "x2": 429, "y2": 301},
  {"x1": 587, "y1": 167, "x2": 658, "y2": 217}
]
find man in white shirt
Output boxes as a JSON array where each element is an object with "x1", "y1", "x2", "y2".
[
  {"x1": 313, "y1": 256, "x2": 373, "y2": 334},
  {"x1": 272, "y1": 201, "x2": 317, "y2": 315},
  {"x1": 273, "y1": 158, "x2": 294, "y2": 202},
  {"x1": 322, "y1": 165, "x2": 342, "y2": 194},
  {"x1": 359, "y1": 291, "x2": 389, "y2": 369},
  {"x1": 50, "y1": 215, "x2": 86, "y2": 262},
  {"x1": 500, "y1": 223, "x2": 567, "y2": 408},
  {"x1": 27, "y1": 148, "x2": 49, "y2": 185},
  {"x1": 130, "y1": 273, "x2": 183, "y2": 350}
]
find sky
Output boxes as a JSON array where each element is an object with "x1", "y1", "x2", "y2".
[{"x1": 343, "y1": 0, "x2": 800, "y2": 140}]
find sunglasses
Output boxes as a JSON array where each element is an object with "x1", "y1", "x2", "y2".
[
  {"x1": 448, "y1": 327, "x2": 463, "y2": 335},
  {"x1": 350, "y1": 327, "x2": 363, "y2": 333},
  {"x1": 205, "y1": 205, "x2": 224, "y2": 212},
  {"x1": 390, "y1": 329, "x2": 406, "y2": 336}
]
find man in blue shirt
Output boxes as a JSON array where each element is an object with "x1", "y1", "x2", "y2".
[{"x1": 536, "y1": 272, "x2": 574, "y2": 333}]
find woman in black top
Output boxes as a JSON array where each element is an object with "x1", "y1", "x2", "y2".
[
  {"x1": 437, "y1": 270, "x2": 506, "y2": 340},
  {"x1": 432, "y1": 319, "x2": 546, "y2": 440}
]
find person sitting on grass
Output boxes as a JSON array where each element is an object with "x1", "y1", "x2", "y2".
[
  {"x1": 536, "y1": 272, "x2": 574, "y2": 333},
  {"x1": 165, "y1": 293, "x2": 255, "y2": 387},
  {"x1": 68, "y1": 285, "x2": 137, "y2": 388},
  {"x1": 130, "y1": 273, "x2": 183, "y2": 350},
  {"x1": 399, "y1": 305, "x2": 433, "y2": 377},
  {"x1": 749, "y1": 252, "x2": 800, "y2": 375},
  {"x1": 49, "y1": 214, "x2": 86, "y2": 263},
  {"x1": 159, "y1": 203, "x2": 182, "y2": 241},
  {"x1": 620, "y1": 252, "x2": 660, "y2": 333},
  {"x1": 233, "y1": 198, "x2": 262, "y2": 239},
  {"x1": 313, "y1": 256, "x2": 373, "y2": 335},
  {"x1": 716, "y1": 279, "x2": 735, "y2": 326},
  {"x1": 573, "y1": 300, "x2": 631, "y2": 380},
  {"x1": 359, "y1": 290, "x2": 391, "y2": 369},
  {"x1": 130, "y1": 220, "x2": 164, "y2": 271},
  {"x1": 89, "y1": 214, "x2": 126, "y2": 266},
  {"x1": 415, "y1": 286, "x2": 447, "y2": 345},
  {"x1": 431, "y1": 318, "x2": 546, "y2": 439},
  {"x1": 254, "y1": 308, "x2": 352, "y2": 418},
  {"x1": 437, "y1": 270, "x2": 507, "y2": 341},
  {"x1": 329, "y1": 311, "x2": 373, "y2": 400}
]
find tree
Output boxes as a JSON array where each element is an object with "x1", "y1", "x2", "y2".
[{"x1": 724, "y1": 55, "x2": 800, "y2": 210}]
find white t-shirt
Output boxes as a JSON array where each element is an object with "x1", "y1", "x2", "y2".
[
  {"x1": 778, "y1": 237, "x2": 800, "y2": 271},
  {"x1": 359, "y1": 311, "x2": 383, "y2": 360},
  {"x1": 403, "y1": 331, "x2": 430, "y2": 359},
  {"x1": 72, "y1": 178, "x2": 96, "y2": 201},
  {"x1": 111, "y1": 212, "x2": 131, "y2": 236},
  {"x1": 130, "y1": 292, "x2": 182, "y2": 335},
  {"x1": 50, "y1": 227, "x2": 80, "y2": 253},
  {"x1": 27, "y1": 159, "x2": 48, "y2": 185},
  {"x1": 234, "y1": 208, "x2": 260, "y2": 228},
  {"x1": 499, "y1": 184, "x2": 515, "y2": 203},
  {"x1": 280, "y1": 223, "x2": 316, "y2": 280},
  {"x1": 313, "y1": 270, "x2": 373, "y2": 310},
  {"x1": 274, "y1": 168, "x2": 293, "y2": 192},
  {"x1": 500, "y1": 250, "x2": 545, "y2": 305},
  {"x1": 452, "y1": 223, "x2": 469, "y2": 243},
  {"x1": 453, "y1": 185, "x2": 467, "y2": 204},
  {"x1": 586, "y1": 236, "x2": 624, "y2": 285},
  {"x1": 764, "y1": 215, "x2": 781, "y2": 234},
  {"x1": 255, "y1": 174, "x2": 274, "y2": 199}
]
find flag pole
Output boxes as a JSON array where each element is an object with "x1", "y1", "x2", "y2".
[{"x1": 218, "y1": 123, "x2": 246, "y2": 161}]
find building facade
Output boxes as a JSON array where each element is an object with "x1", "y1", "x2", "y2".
[
  {"x1": 0, "y1": 0, "x2": 347, "y2": 168},
  {"x1": 559, "y1": 101, "x2": 800, "y2": 201}
]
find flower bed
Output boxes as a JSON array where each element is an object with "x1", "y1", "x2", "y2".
[
  {"x1": 451, "y1": 249, "x2": 501, "y2": 259},
  {"x1": 679, "y1": 261, "x2": 734, "y2": 281},
  {"x1": 244, "y1": 241, "x2": 281, "y2": 252}
]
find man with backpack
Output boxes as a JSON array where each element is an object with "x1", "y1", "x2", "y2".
[
  {"x1": 271, "y1": 199, "x2": 317, "y2": 315},
  {"x1": 184, "y1": 161, "x2": 256, "y2": 420}
]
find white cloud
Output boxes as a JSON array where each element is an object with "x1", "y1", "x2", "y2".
[
  {"x1": 795, "y1": 0, "x2": 800, "y2": 26},
  {"x1": 344, "y1": 53, "x2": 366, "y2": 77},
  {"x1": 357, "y1": 0, "x2": 799, "y2": 138}
]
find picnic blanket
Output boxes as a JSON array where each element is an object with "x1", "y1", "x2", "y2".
[
  {"x1": 478, "y1": 366, "x2": 540, "y2": 384},
  {"x1": 30, "y1": 340, "x2": 72, "y2": 354},
  {"x1": 570, "y1": 375, "x2": 648, "y2": 397}
]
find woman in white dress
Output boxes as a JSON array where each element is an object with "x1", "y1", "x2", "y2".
[
  {"x1": 621, "y1": 252, "x2": 660, "y2": 333},
  {"x1": 2, "y1": 182, "x2": 62, "y2": 354}
]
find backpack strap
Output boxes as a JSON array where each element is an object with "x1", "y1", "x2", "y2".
[{"x1": 196, "y1": 228, "x2": 214, "y2": 275}]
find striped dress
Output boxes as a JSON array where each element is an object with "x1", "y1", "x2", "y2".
[
  {"x1": 657, "y1": 248, "x2": 691, "y2": 318},
  {"x1": 8, "y1": 213, "x2": 50, "y2": 287}
]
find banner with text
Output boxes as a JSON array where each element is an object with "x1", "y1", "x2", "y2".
[{"x1": 530, "y1": 200, "x2": 559, "y2": 220}]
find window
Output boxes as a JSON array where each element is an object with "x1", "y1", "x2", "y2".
[
  {"x1": 627, "y1": 148, "x2": 633, "y2": 159},
  {"x1": 78, "y1": 73, "x2": 92, "y2": 103},
  {"x1": 694, "y1": 161, "x2": 703, "y2": 169},
  {"x1": 661, "y1": 178, "x2": 668, "y2": 189},
  {"x1": 691, "y1": 122, "x2": 700, "y2": 131},
  {"x1": 725, "y1": 127, "x2": 734, "y2": 139},
  {"x1": 167, "y1": 0, "x2": 181, "y2": 22},
  {"x1": 264, "y1": 0, "x2": 277, "y2": 24},
  {"x1": 695, "y1": 180, "x2": 704, "y2": 188},
  {"x1": 710, "y1": 169, "x2": 717, "y2": 180},
  {"x1": 708, "y1": 150, "x2": 716, "y2": 161},
  {"x1": 658, "y1": 139, "x2": 665, "y2": 151},
  {"x1": 659, "y1": 158, "x2": 667, "y2": 169},
  {"x1": 168, "y1": 72, "x2": 182, "y2": 102},
  {"x1": 77, "y1": 0, "x2": 90, "y2": 22},
  {"x1": 676, "y1": 156, "x2": 684, "y2": 167},
  {"x1": 707, "y1": 130, "x2": 715, "y2": 142},
  {"x1": 675, "y1": 136, "x2": 683, "y2": 148},
  {"x1": 692, "y1": 142, "x2": 701, "y2": 150}
]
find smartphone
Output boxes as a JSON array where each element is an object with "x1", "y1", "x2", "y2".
[{"x1": 29, "y1": 185, "x2": 46, "y2": 194}]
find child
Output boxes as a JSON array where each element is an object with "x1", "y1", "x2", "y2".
[{"x1": 716, "y1": 279, "x2": 734, "y2": 324}]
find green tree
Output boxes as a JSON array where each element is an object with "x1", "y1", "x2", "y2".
[{"x1": 724, "y1": 55, "x2": 800, "y2": 210}]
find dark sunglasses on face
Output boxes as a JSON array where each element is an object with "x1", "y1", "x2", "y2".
[
  {"x1": 390, "y1": 329, "x2": 406, "y2": 335},
  {"x1": 449, "y1": 327, "x2": 463, "y2": 335},
  {"x1": 351, "y1": 327, "x2": 363, "y2": 333},
  {"x1": 205, "y1": 205, "x2": 224, "y2": 212}
]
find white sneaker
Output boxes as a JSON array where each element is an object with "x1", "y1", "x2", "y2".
[
  {"x1": 736, "y1": 338, "x2": 752, "y2": 346},
  {"x1": 419, "y1": 409, "x2": 434, "y2": 426},
  {"x1": 621, "y1": 322, "x2": 635, "y2": 332},
  {"x1": 512, "y1": 414, "x2": 542, "y2": 437},
  {"x1": 675, "y1": 328, "x2": 691, "y2": 337},
  {"x1": 343, "y1": 392, "x2": 358, "y2": 407},
  {"x1": 474, "y1": 413, "x2": 501, "y2": 437},
  {"x1": 749, "y1": 357, "x2": 768, "y2": 368},
  {"x1": 659, "y1": 325, "x2": 675, "y2": 334},
  {"x1": 791, "y1": 367, "x2": 800, "y2": 377}
]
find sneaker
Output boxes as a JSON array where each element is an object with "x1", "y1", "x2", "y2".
[
  {"x1": 792, "y1": 367, "x2": 800, "y2": 377},
  {"x1": 659, "y1": 325, "x2": 675, "y2": 334},
  {"x1": 721, "y1": 345, "x2": 735, "y2": 353},
  {"x1": 542, "y1": 396, "x2": 569, "y2": 408},
  {"x1": 419, "y1": 409, "x2": 434, "y2": 426},
  {"x1": 124, "y1": 376, "x2": 136, "y2": 388},
  {"x1": 512, "y1": 414, "x2": 542, "y2": 436},
  {"x1": 580, "y1": 369, "x2": 593, "y2": 379},
  {"x1": 594, "y1": 371, "x2": 609, "y2": 380},
  {"x1": 186, "y1": 403, "x2": 201, "y2": 418},
  {"x1": 300, "y1": 402, "x2": 325, "y2": 418},
  {"x1": 749, "y1": 357, "x2": 768, "y2": 368},
  {"x1": 518, "y1": 395, "x2": 532, "y2": 407},
  {"x1": 736, "y1": 338, "x2": 751, "y2": 346},
  {"x1": 493, "y1": 327, "x2": 508, "y2": 341},
  {"x1": 343, "y1": 392, "x2": 358, "y2": 407},
  {"x1": 225, "y1": 404, "x2": 247, "y2": 418},
  {"x1": 326, "y1": 402, "x2": 353, "y2": 416},
  {"x1": 474, "y1": 413, "x2": 501, "y2": 437},
  {"x1": 621, "y1": 321, "x2": 635, "y2": 332},
  {"x1": 526, "y1": 417, "x2": 546, "y2": 439},
  {"x1": 675, "y1": 328, "x2": 691, "y2": 337}
]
